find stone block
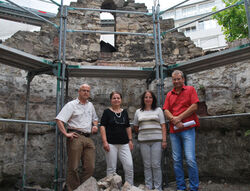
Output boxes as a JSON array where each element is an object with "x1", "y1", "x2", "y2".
[{"x1": 74, "y1": 177, "x2": 99, "y2": 191}]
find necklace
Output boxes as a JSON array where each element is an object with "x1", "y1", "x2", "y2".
[
  {"x1": 110, "y1": 107, "x2": 122, "y2": 118},
  {"x1": 114, "y1": 112, "x2": 121, "y2": 118}
]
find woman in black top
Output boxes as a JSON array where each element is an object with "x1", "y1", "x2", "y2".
[{"x1": 100, "y1": 91, "x2": 134, "y2": 185}]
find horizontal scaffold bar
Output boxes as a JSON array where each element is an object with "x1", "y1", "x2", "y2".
[
  {"x1": 67, "y1": 29, "x2": 153, "y2": 36},
  {"x1": 67, "y1": 6, "x2": 151, "y2": 16},
  {"x1": 23, "y1": 186, "x2": 54, "y2": 191},
  {"x1": 199, "y1": 113, "x2": 250, "y2": 120},
  {"x1": 167, "y1": 43, "x2": 250, "y2": 74},
  {"x1": 48, "y1": 0, "x2": 60, "y2": 7},
  {"x1": 159, "y1": 0, "x2": 190, "y2": 16},
  {"x1": 0, "y1": 118, "x2": 55, "y2": 126},
  {"x1": 5, "y1": 0, "x2": 58, "y2": 28}
]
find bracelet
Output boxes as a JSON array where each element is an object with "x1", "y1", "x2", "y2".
[
  {"x1": 162, "y1": 140, "x2": 167, "y2": 143},
  {"x1": 129, "y1": 139, "x2": 132, "y2": 141}
]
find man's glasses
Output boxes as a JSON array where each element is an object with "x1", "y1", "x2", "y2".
[{"x1": 80, "y1": 89, "x2": 90, "y2": 92}]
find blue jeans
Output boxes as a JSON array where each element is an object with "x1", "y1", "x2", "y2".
[{"x1": 170, "y1": 127, "x2": 199, "y2": 191}]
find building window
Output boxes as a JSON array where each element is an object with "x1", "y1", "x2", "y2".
[
  {"x1": 183, "y1": 26, "x2": 196, "y2": 35},
  {"x1": 199, "y1": 1, "x2": 215, "y2": 14},
  {"x1": 164, "y1": 10, "x2": 175, "y2": 19},
  {"x1": 182, "y1": 6, "x2": 196, "y2": 17},
  {"x1": 198, "y1": 20, "x2": 217, "y2": 30}
]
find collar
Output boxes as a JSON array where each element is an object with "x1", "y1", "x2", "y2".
[
  {"x1": 76, "y1": 98, "x2": 88, "y2": 105},
  {"x1": 171, "y1": 85, "x2": 187, "y2": 95}
]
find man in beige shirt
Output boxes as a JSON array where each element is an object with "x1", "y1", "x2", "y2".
[{"x1": 56, "y1": 84, "x2": 98, "y2": 191}]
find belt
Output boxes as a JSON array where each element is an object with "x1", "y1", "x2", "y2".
[{"x1": 68, "y1": 129, "x2": 91, "y2": 137}]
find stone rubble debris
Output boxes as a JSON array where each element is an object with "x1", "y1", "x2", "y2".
[{"x1": 74, "y1": 174, "x2": 158, "y2": 191}]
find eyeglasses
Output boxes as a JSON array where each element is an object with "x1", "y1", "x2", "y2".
[{"x1": 80, "y1": 89, "x2": 90, "y2": 92}]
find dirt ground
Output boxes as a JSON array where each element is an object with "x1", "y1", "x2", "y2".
[{"x1": 163, "y1": 180, "x2": 250, "y2": 191}]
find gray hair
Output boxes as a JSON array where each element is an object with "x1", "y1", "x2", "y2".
[{"x1": 172, "y1": 70, "x2": 184, "y2": 78}]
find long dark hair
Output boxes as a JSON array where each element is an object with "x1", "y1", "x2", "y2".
[{"x1": 140, "y1": 90, "x2": 157, "y2": 111}]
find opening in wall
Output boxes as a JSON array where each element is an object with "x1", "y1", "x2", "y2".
[
  {"x1": 100, "y1": 0, "x2": 117, "y2": 53},
  {"x1": 100, "y1": 12, "x2": 116, "y2": 52}
]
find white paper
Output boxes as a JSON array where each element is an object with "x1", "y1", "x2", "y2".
[{"x1": 174, "y1": 120, "x2": 196, "y2": 130}]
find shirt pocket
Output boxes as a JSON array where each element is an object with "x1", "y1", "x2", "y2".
[{"x1": 72, "y1": 110, "x2": 84, "y2": 119}]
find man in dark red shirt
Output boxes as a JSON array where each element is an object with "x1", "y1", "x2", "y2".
[{"x1": 163, "y1": 70, "x2": 199, "y2": 191}]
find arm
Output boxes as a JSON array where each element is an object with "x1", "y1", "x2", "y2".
[
  {"x1": 164, "y1": 103, "x2": 198, "y2": 128},
  {"x1": 161, "y1": 123, "x2": 167, "y2": 149},
  {"x1": 92, "y1": 120, "x2": 98, "y2": 134},
  {"x1": 56, "y1": 119, "x2": 78, "y2": 139},
  {"x1": 91, "y1": 104, "x2": 99, "y2": 134},
  {"x1": 100, "y1": 125, "x2": 110, "y2": 152},
  {"x1": 126, "y1": 127, "x2": 133, "y2": 151},
  {"x1": 178, "y1": 103, "x2": 198, "y2": 121}
]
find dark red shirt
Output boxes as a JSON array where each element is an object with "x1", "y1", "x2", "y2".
[{"x1": 163, "y1": 85, "x2": 200, "y2": 133}]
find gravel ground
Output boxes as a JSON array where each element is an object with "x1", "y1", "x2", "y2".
[{"x1": 163, "y1": 180, "x2": 250, "y2": 191}]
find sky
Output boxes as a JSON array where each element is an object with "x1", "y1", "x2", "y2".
[{"x1": 2, "y1": 0, "x2": 185, "y2": 13}]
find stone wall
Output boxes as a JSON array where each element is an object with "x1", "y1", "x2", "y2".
[
  {"x1": 0, "y1": 0, "x2": 250, "y2": 189},
  {"x1": 3, "y1": 0, "x2": 202, "y2": 63}
]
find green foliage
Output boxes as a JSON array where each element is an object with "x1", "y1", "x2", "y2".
[
  {"x1": 245, "y1": 130, "x2": 250, "y2": 136},
  {"x1": 212, "y1": 0, "x2": 249, "y2": 42}
]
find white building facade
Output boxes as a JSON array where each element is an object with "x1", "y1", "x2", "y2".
[{"x1": 162, "y1": 0, "x2": 227, "y2": 50}]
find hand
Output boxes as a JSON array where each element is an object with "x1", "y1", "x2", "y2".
[
  {"x1": 103, "y1": 141, "x2": 110, "y2": 152},
  {"x1": 171, "y1": 116, "x2": 181, "y2": 125},
  {"x1": 65, "y1": 132, "x2": 78, "y2": 139},
  {"x1": 134, "y1": 126, "x2": 139, "y2": 134},
  {"x1": 175, "y1": 121, "x2": 184, "y2": 129},
  {"x1": 129, "y1": 141, "x2": 133, "y2": 151},
  {"x1": 162, "y1": 141, "x2": 167, "y2": 149},
  {"x1": 92, "y1": 126, "x2": 98, "y2": 134}
]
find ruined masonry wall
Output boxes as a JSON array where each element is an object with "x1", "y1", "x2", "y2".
[{"x1": 0, "y1": 0, "x2": 249, "y2": 189}]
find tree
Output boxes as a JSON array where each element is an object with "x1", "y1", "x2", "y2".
[{"x1": 212, "y1": 0, "x2": 249, "y2": 42}]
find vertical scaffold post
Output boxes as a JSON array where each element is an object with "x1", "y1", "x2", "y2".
[
  {"x1": 62, "y1": 5, "x2": 68, "y2": 184},
  {"x1": 244, "y1": 0, "x2": 250, "y2": 37},
  {"x1": 55, "y1": 0, "x2": 64, "y2": 191},
  {"x1": 22, "y1": 72, "x2": 34, "y2": 190},
  {"x1": 152, "y1": 5, "x2": 161, "y2": 106},
  {"x1": 156, "y1": 3, "x2": 165, "y2": 107}
]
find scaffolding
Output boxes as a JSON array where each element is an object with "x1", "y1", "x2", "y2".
[{"x1": 0, "y1": 0, "x2": 250, "y2": 190}]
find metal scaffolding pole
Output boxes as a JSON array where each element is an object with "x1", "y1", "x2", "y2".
[
  {"x1": 152, "y1": 5, "x2": 161, "y2": 106},
  {"x1": 22, "y1": 73, "x2": 34, "y2": 190},
  {"x1": 55, "y1": 0, "x2": 65, "y2": 188},
  {"x1": 54, "y1": 1, "x2": 64, "y2": 190},
  {"x1": 68, "y1": 6, "x2": 150, "y2": 15},
  {"x1": 156, "y1": 3, "x2": 165, "y2": 107},
  {"x1": 62, "y1": 5, "x2": 68, "y2": 187},
  {"x1": 5, "y1": 0, "x2": 58, "y2": 28},
  {"x1": 159, "y1": 0, "x2": 189, "y2": 15},
  {"x1": 244, "y1": 0, "x2": 250, "y2": 37},
  {"x1": 0, "y1": 118, "x2": 54, "y2": 125},
  {"x1": 199, "y1": 113, "x2": 250, "y2": 120},
  {"x1": 67, "y1": 29, "x2": 152, "y2": 36}
]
